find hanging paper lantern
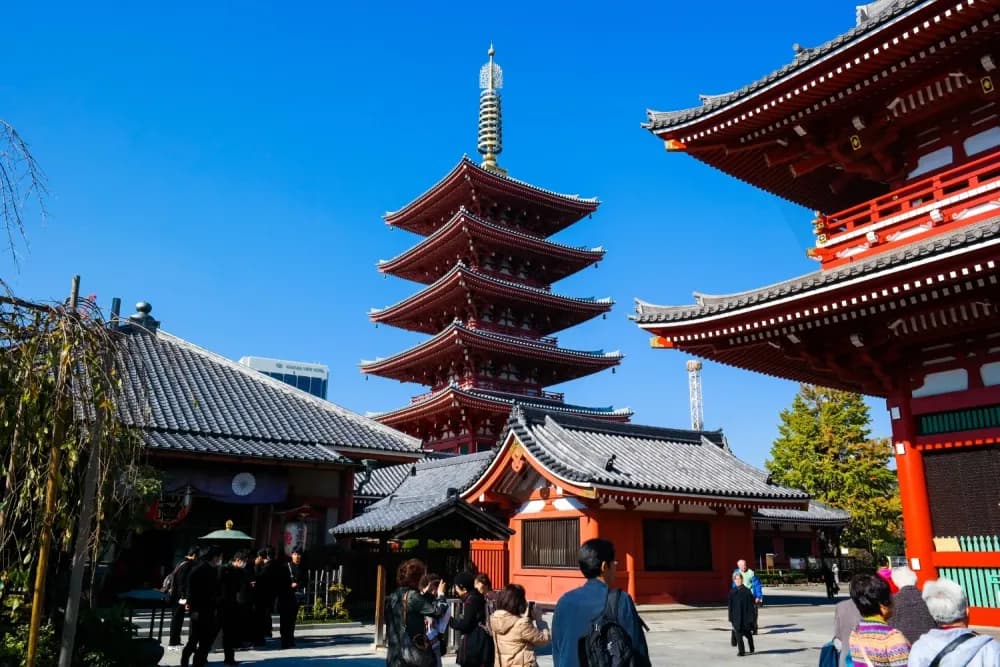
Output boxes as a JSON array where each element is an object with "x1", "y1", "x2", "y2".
[{"x1": 283, "y1": 521, "x2": 307, "y2": 556}]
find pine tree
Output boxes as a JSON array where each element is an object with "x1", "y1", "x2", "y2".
[{"x1": 766, "y1": 385, "x2": 902, "y2": 558}]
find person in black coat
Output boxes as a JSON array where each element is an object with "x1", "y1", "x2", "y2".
[
  {"x1": 219, "y1": 551, "x2": 251, "y2": 666},
  {"x1": 729, "y1": 572, "x2": 756, "y2": 657},
  {"x1": 167, "y1": 546, "x2": 199, "y2": 647},
  {"x1": 277, "y1": 548, "x2": 302, "y2": 648},
  {"x1": 250, "y1": 547, "x2": 277, "y2": 646},
  {"x1": 449, "y1": 571, "x2": 494, "y2": 667},
  {"x1": 181, "y1": 546, "x2": 223, "y2": 667}
]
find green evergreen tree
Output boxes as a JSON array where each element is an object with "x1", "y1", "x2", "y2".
[{"x1": 766, "y1": 385, "x2": 902, "y2": 558}]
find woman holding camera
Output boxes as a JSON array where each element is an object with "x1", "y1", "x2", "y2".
[{"x1": 489, "y1": 583, "x2": 550, "y2": 667}]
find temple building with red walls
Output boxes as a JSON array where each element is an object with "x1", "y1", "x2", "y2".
[
  {"x1": 633, "y1": 0, "x2": 1000, "y2": 623},
  {"x1": 460, "y1": 407, "x2": 809, "y2": 605},
  {"x1": 364, "y1": 47, "x2": 631, "y2": 453}
]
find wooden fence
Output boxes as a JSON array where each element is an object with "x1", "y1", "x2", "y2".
[{"x1": 301, "y1": 567, "x2": 344, "y2": 608}]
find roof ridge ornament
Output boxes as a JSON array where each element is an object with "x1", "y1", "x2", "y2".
[{"x1": 478, "y1": 43, "x2": 506, "y2": 175}]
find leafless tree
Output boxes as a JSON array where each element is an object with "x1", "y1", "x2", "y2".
[{"x1": 1, "y1": 119, "x2": 47, "y2": 269}]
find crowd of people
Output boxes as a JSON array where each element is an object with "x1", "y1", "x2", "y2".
[
  {"x1": 385, "y1": 538, "x2": 650, "y2": 667},
  {"x1": 831, "y1": 566, "x2": 1000, "y2": 667},
  {"x1": 384, "y1": 542, "x2": 1000, "y2": 667},
  {"x1": 163, "y1": 544, "x2": 306, "y2": 667}
]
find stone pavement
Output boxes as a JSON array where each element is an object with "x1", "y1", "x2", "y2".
[{"x1": 156, "y1": 588, "x2": 1000, "y2": 666}]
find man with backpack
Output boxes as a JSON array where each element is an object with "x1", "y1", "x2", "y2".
[{"x1": 551, "y1": 538, "x2": 651, "y2": 667}]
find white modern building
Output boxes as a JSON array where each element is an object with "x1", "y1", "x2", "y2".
[{"x1": 238, "y1": 356, "x2": 329, "y2": 399}]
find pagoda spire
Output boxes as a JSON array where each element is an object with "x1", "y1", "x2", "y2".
[{"x1": 478, "y1": 43, "x2": 506, "y2": 174}]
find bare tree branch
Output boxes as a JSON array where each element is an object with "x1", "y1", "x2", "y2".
[{"x1": 0, "y1": 119, "x2": 48, "y2": 268}]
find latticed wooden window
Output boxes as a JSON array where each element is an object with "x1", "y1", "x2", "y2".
[
  {"x1": 522, "y1": 518, "x2": 580, "y2": 569},
  {"x1": 643, "y1": 519, "x2": 713, "y2": 571},
  {"x1": 918, "y1": 404, "x2": 1000, "y2": 435}
]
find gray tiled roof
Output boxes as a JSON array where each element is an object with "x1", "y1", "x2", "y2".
[
  {"x1": 147, "y1": 431, "x2": 348, "y2": 463},
  {"x1": 633, "y1": 216, "x2": 1000, "y2": 325},
  {"x1": 643, "y1": 0, "x2": 925, "y2": 131},
  {"x1": 353, "y1": 462, "x2": 412, "y2": 498},
  {"x1": 754, "y1": 500, "x2": 850, "y2": 525},
  {"x1": 505, "y1": 407, "x2": 808, "y2": 503},
  {"x1": 119, "y1": 327, "x2": 423, "y2": 463},
  {"x1": 334, "y1": 452, "x2": 509, "y2": 536}
]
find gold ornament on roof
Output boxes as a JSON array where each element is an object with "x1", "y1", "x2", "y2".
[{"x1": 478, "y1": 43, "x2": 506, "y2": 174}]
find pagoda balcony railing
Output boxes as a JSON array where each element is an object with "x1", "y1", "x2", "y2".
[
  {"x1": 409, "y1": 389, "x2": 438, "y2": 405},
  {"x1": 812, "y1": 149, "x2": 1000, "y2": 266},
  {"x1": 409, "y1": 380, "x2": 565, "y2": 404},
  {"x1": 465, "y1": 320, "x2": 558, "y2": 346},
  {"x1": 454, "y1": 379, "x2": 565, "y2": 402}
]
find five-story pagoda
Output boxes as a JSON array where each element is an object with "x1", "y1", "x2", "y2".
[{"x1": 364, "y1": 47, "x2": 630, "y2": 454}]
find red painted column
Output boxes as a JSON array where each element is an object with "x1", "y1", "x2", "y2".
[
  {"x1": 625, "y1": 551, "x2": 637, "y2": 601},
  {"x1": 890, "y1": 396, "x2": 937, "y2": 584}
]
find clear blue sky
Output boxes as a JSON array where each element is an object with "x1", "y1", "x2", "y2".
[{"x1": 3, "y1": 1, "x2": 890, "y2": 467}]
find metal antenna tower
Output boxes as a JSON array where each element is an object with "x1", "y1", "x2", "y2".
[{"x1": 687, "y1": 360, "x2": 704, "y2": 431}]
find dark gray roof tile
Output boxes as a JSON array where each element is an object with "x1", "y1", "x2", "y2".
[
  {"x1": 754, "y1": 500, "x2": 850, "y2": 525},
  {"x1": 644, "y1": 0, "x2": 925, "y2": 131},
  {"x1": 335, "y1": 451, "x2": 502, "y2": 535},
  {"x1": 119, "y1": 328, "x2": 422, "y2": 463},
  {"x1": 504, "y1": 407, "x2": 807, "y2": 503}
]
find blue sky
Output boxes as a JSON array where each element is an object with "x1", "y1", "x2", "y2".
[{"x1": 2, "y1": 1, "x2": 890, "y2": 467}]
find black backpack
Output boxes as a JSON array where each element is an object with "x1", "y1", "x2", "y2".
[{"x1": 578, "y1": 588, "x2": 648, "y2": 667}]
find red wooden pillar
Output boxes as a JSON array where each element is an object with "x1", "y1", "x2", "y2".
[
  {"x1": 625, "y1": 551, "x2": 637, "y2": 601},
  {"x1": 890, "y1": 396, "x2": 936, "y2": 584}
]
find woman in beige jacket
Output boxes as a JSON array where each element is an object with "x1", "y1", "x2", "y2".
[{"x1": 489, "y1": 584, "x2": 551, "y2": 667}]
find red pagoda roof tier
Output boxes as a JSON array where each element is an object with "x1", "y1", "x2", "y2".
[
  {"x1": 373, "y1": 385, "x2": 633, "y2": 433},
  {"x1": 361, "y1": 321, "x2": 622, "y2": 387},
  {"x1": 632, "y1": 216, "x2": 1000, "y2": 396},
  {"x1": 384, "y1": 157, "x2": 600, "y2": 237},
  {"x1": 643, "y1": 0, "x2": 1000, "y2": 212},
  {"x1": 369, "y1": 263, "x2": 614, "y2": 336},
  {"x1": 378, "y1": 208, "x2": 605, "y2": 286}
]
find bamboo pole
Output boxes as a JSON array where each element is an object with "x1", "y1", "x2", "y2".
[
  {"x1": 373, "y1": 564, "x2": 386, "y2": 649},
  {"x1": 27, "y1": 275, "x2": 79, "y2": 667}
]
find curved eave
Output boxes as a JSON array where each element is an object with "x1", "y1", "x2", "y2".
[
  {"x1": 633, "y1": 217, "x2": 1000, "y2": 331},
  {"x1": 374, "y1": 386, "x2": 633, "y2": 428},
  {"x1": 463, "y1": 429, "x2": 807, "y2": 509},
  {"x1": 361, "y1": 323, "x2": 622, "y2": 382},
  {"x1": 463, "y1": 429, "x2": 599, "y2": 502},
  {"x1": 642, "y1": 0, "x2": 942, "y2": 137},
  {"x1": 378, "y1": 208, "x2": 606, "y2": 284},
  {"x1": 384, "y1": 157, "x2": 599, "y2": 234},
  {"x1": 370, "y1": 265, "x2": 614, "y2": 330},
  {"x1": 752, "y1": 516, "x2": 850, "y2": 527}
]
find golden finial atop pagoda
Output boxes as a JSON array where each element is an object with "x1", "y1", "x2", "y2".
[{"x1": 478, "y1": 43, "x2": 506, "y2": 174}]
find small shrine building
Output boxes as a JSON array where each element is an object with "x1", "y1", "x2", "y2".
[
  {"x1": 462, "y1": 407, "x2": 809, "y2": 605},
  {"x1": 634, "y1": 0, "x2": 1000, "y2": 623}
]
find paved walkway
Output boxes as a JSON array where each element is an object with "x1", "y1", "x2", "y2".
[{"x1": 157, "y1": 588, "x2": 1000, "y2": 666}]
